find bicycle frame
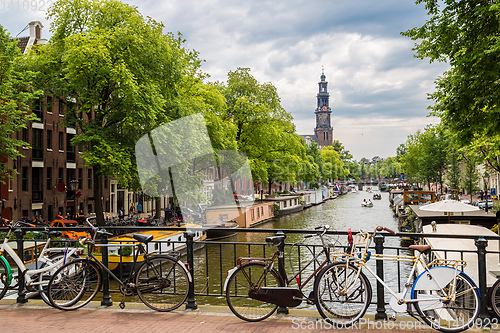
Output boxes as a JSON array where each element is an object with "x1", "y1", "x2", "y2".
[
  {"x1": 335, "y1": 230, "x2": 465, "y2": 307},
  {"x1": 0, "y1": 233, "x2": 78, "y2": 288}
]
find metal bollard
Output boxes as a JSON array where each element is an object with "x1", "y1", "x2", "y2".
[
  {"x1": 100, "y1": 232, "x2": 112, "y2": 306},
  {"x1": 15, "y1": 228, "x2": 27, "y2": 304},
  {"x1": 275, "y1": 230, "x2": 289, "y2": 315},
  {"x1": 475, "y1": 237, "x2": 488, "y2": 320},
  {"x1": 185, "y1": 231, "x2": 198, "y2": 310},
  {"x1": 374, "y1": 233, "x2": 387, "y2": 320}
]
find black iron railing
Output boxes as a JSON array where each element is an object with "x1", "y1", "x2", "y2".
[{"x1": 2, "y1": 226, "x2": 498, "y2": 320}]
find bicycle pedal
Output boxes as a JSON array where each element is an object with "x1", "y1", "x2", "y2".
[{"x1": 119, "y1": 302, "x2": 126, "y2": 309}]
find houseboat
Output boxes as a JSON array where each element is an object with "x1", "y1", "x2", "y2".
[
  {"x1": 205, "y1": 201, "x2": 275, "y2": 228},
  {"x1": 265, "y1": 195, "x2": 304, "y2": 217}
]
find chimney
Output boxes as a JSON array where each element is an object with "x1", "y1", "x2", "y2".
[{"x1": 28, "y1": 21, "x2": 43, "y2": 40}]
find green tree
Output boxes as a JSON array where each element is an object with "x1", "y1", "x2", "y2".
[
  {"x1": 29, "y1": 0, "x2": 210, "y2": 225},
  {"x1": 446, "y1": 147, "x2": 462, "y2": 192},
  {"x1": 0, "y1": 25, "x2": 39, "y2": 182},
  {"x1": 221, "y1": 68, "x2": 305, "y2": 191},
  {"x1": 320, "y1": 146, "x2": 345, "y2": 182},
  {"x1": 403, "y1": 1, "x2": 500, "y2": 144},
  {"x1": 462, "y1": 156, "x2": 481, "y2": 202}
]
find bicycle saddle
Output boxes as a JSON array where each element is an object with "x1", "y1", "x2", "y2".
[
  {"x1": 409, "y1": 244, "x2": 431, "y2": 254},
  {"x1": 265, "y1": 235, "x2": 285, "y2": 245},
  {"x1": 133, "y1": 233, "x2": 154, "y2": 244}
]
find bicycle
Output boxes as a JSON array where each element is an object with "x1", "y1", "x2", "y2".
[
  {"x1": 487, "y1": 269, "x2": 500, "y2": 318},
  {"x1": 0, "y1": 221, "x2": 80, "y2": 305},
  {"x1": 46, "y1": 218, "x2": 191, "y2": 311},
  {"x1": 314, "y1": 225, "x2": 480, "y2": 332},
  {"x1": 224, "y1": 225, "x2": 338, "y2": 321}
]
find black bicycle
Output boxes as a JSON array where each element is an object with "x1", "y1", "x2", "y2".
[{"x1": 46, "y1": 219, "x2": 191, "y2": 311}]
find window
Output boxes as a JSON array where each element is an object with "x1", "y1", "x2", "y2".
[
  {"x1": 47, "y1": 167, "x2": 52, "y2": 190},
  {"x1": 22, "y1": 128, "x2": 28, "y2": 143},
  {"x1": 46, "y1": 130, "x2": 52, "y2": 150},
  {"x1": 8, "y1": 170, "x2": 13, "y2": 192},
  {"x1": 32, "y1": 168, "x2": 43, "y2": 203},
  {"x1": 58, "y1": 132, "x2": 64, "y2": 151},
  {"x1": 58, "y1": 98, "x2": 64, "y2": 115},
  {"x1": 46, "y1": 96, "x2": 53, "y2": 113},
  {"x1": 78, "y1": 168, "x2": 83, "y2": 189},
  {"x1": 67, "y1": 134, "x2": 75, "y2": 162},
  {"x1": 58, "y1": 168, "x2": 64, "y2": 183},
  {"x1": 32, "y1": 98, "x2": 42, "y2": 121},
  {"x1": 87, "y1": 169, "x2": 92, "y2": 189},
  {"x1": 22, "y1": 167, "x2": 28, "y2": 191},
  {"x1": 32, "y1": 129, "x2": 43, "y2": 160}
]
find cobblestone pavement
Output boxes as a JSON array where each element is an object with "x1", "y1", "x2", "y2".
[{"x1": 0, "y1": 299, "x2": 477, "y2": 333}]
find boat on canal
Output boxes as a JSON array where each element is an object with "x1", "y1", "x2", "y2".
[{"x1": 92, "y1": 223, "x2": 206, "y2": 276}]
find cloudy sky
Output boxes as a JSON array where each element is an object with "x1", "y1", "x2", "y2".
[{"x1": 1, "y1": 0, "x2": 450, "y2": 160}]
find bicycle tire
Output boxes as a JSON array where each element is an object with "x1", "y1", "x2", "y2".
[
  {"x1": 490, "y1": 278, "x2": 500, "y2": 317},
  {"x1": 412, "y1": 267, "x2": 480, "y2": 333},
  {"x1": 35, "y1": 252, "x2": 79, "y2": 306},
  {"x1": 48, "y1": 259, "x2": 102, "y2": 311},
  {"x1": 0, "y1": 258, "x2": 9, "y2": 300},
  {"x1": 135, "y1": 255, "x2": 189, "y2": 312},
  {"x1": 314, "y1": 262, "x2": 371, "y2": 327},
  {"x1": 225, "y1": 262, "x2": 283, "y2": 322}
]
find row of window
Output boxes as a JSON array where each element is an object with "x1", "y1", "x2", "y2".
[{"x1": 21, "y1": 166, "x2": 93, "y2": 192}]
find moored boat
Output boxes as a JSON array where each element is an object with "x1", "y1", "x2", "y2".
[{"x1": 91, "y1": 223, "x2": 205, "y2": 276}]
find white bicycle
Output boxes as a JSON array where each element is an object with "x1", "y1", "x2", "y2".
[
  {"x1": 0, "y1": 221, "x2": 80, "y2": 305},
  {"x1": 315, "y1": 226, "x2": 480, "y2": 332}
]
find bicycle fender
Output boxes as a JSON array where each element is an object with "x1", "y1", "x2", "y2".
[
  {"x1": 413, "y1": 266, "x2": 458, "y2": 291},
  {"x1": 223, "y1": 266, "x2": 238, "y2": 292},
  {"x1": 0, "y1": 255, "x2": 12, "y2": 285}
]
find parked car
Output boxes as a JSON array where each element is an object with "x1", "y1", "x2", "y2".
[
  {"x1": 49, "y1": 219, "x2": 89, "y2": 240},
  {"x1": 459, "y1": 198, "x2": 471, "y2": 205},
  {"x1": 476, "y1": 200, "x2": 494, "y2": 210}
]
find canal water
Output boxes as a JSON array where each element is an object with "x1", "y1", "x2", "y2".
[{"x1": 191, "y1": 187, "x2": 414, "y2": 311}]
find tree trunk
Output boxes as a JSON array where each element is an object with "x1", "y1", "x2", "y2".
[{"x1": 93, "y1": 166, "x2": 105, "y2": 226}]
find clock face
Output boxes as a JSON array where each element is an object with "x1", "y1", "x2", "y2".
[{"x1": 323, "y1": 115, "x2": 328, "y2": 123}]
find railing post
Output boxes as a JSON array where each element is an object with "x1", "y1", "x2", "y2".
[
  {"x1": 185, "y1": 231, "x2": 198, "y2": 310},
  {"x1": 374, "y1": 233, "x2": 387, "y2": 320},
  {"x1": 100, "y1": 232, "x2": 112, "y2": 307},
  {"x1": 14, "y1": 228, "x2": 27, "y2": 304},
  {"x1": 475, "y1": 237, "x2": 488, "y2": 320},
  {"x1": 276, "y1": 230, "x2": 289, "y2": 315}
]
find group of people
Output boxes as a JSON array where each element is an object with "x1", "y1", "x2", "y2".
[{"x1": 118, "y1": 203, "x2": 143, "y2": 220}]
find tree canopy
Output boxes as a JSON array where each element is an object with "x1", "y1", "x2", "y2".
[{"x1": 0, "y1": 24, "x2": 38, "y2": 182}]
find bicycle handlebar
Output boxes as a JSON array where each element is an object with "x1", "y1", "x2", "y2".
[
  {"x1": 375, "y1": 225, "x2": 396, "y2": 234},
  {"x1": 305, "y1": 225, "x2": 330, "y2": 238}
]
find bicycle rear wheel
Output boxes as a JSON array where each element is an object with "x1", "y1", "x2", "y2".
[
  {"x1": 135, "y1": 256, "x2": 189, "y2": 311},
  {"x1": 225, "y1": 262, "x2": 283, "y2": 322},
  {"x1": 0, "y1": 258, "x2": 9, "y2": 300},
  {"x1": 35, "y1": 252, "x2": 79, "y2": 306},
  {"x1": 314, "y1": 262, "x2": 371, "y2": 327},
  {"x1": 48, "y1": 260, "x2": 102, "y2": 311},
  {"x1": 412, "y1": 267, "x2": 480, "y2": 333}
]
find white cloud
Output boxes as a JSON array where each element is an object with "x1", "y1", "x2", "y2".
[{"x1": 1, "y1": 0, "x2": 449, "y2": 161}]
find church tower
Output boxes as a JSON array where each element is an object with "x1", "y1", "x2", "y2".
[{"x1": 314, "y1": 68, "x2": 333, "y2": 147}]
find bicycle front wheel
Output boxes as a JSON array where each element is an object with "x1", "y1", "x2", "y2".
[
  {"x1": 135, "y1": 256, "x2": 189, "y2": 312},
  {"x1": 0, "y1": 258, "x2": 9, "y2": 300},
  {"x1": 314, "y1": 262, "x2": 371, "y2": 327},
  {"x1": 225, "y1": 262, "x2": 283, "y2": 322},
  {"x1": 412, "y1": 267, "x2": 480, "y2": 333},
  {"x1": 48, "y1": 260, "x2": 102, "y2": 311},
  {"x1": 489, "y1": 278, "x2": 500, "y2": 317}
]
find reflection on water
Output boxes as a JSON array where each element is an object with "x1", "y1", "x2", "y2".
[{"x1": 191, "y1": 188, "x2": 413, "y2": 311}]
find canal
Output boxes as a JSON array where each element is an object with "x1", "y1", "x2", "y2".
[{"x1": 189, "y1": 187, "x2": 414, "y2": 310}]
